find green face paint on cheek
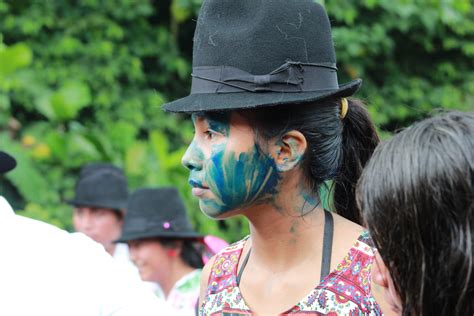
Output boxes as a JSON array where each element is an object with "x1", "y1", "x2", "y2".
[{"x1": 202, "y1": 143, "x2": 281, "y2": 217}]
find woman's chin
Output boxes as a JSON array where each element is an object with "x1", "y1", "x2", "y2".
[{"x1": 199, "y1": 200, "x2": 238, "y2": 219}]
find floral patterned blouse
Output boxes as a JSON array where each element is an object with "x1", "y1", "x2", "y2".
[
  {"x1": 156, "y1": 269, "x2": 201, "y2": 316},
  {"x1": 200, "y1": 232, "x2": 383, "y2": 315}
]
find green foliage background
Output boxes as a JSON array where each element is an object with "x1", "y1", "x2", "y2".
[{"x1": 1, "y1": 0, "x2": 473, "y2": 242}]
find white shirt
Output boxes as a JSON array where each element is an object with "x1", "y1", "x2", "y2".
[
  {"x1": 0, "y1": 196, "x2": 179, "y2": 316},
  {"x1": 113, "y1": 242, "x2": 162, "y2": 294}
]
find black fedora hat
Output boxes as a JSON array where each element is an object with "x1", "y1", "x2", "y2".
[
  {"x1": 67, "y1": 163, "x2": 128, "y2": 210},
  {"x1": 117, "y1": 187, "x2": 202, "y2": 243},
  {"x1": 0, "y1": 151, "x2": 16, "y2": 174},
  {"x1": 163, "y1": 0, "x2": 361, "y2": 113}
]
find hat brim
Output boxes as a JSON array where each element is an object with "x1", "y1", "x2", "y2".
[
  {"x1": 116, "y1": 230, "x2": 204, "y2": 243},
  {"x1": 65, "y1": 199, "x2": 126, "y2": 211},
  {"x1": 162, "y1": 79, "x2": 361, "y2": 113},
  {"x1": 0, "y1": 151, "x2": 17, "y2": 174}
]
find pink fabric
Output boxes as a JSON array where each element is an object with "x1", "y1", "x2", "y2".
[{"x1": 202, "y1": 235, "x2": 229, "y2": 264}]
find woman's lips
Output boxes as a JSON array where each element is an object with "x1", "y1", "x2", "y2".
[
  {"x1": 192, "y1": 187, "x2": 208, "y2": 197},
  {"x1": 189, "y1": 179, "x2": 209, "y2": 197}
]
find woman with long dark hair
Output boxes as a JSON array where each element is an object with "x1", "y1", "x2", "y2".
[
  {"x1": 358, "y1": 112, "x2": 474, "y2": 315},
  {"x1": 164, "y1": 0, "x2": 391, "y2": 314}
]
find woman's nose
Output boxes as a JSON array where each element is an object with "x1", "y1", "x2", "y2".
[{"x1": 182, "y1": 141, "x2": 202, "y2": 171}]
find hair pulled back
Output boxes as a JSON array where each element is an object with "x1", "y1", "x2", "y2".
[
  {"x1": 243, "y1": 97, "x2": 379, "y2": 224},
  {"x1": 357, "y1": 111, "x2": 474, "y2": 315}
]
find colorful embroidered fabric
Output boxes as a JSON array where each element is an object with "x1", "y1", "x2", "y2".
[{"x1": 200, "y1": 232, "x2": 383, "y2": 315}]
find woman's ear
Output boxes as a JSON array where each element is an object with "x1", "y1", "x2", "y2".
[
  {"x1": 373, "y1": 251, "x2": 390, "y2": 289},
  {"x1": 272, "y1": 130, "x2": 307, "y2": 172},
  {"x1": 372, "y1": 251, "x2": 403, "y2": 314}
]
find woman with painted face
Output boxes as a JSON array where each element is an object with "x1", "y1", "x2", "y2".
[
  {"x1": 358, "y1": 112, "x2": 474, "y2": 315},
  {"x1": 163, "y1": 0, "x2": 391, "y2": 315},
  {"x1": 117, "y1": 187, "x2": 205, "y2": 316}
]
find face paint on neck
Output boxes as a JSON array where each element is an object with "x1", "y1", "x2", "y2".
[{"x1": 299, "y1": 191, "x2": 319, "y2": 216}]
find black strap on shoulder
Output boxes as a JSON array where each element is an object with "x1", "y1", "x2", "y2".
[
  {"x1": 236, "y1": 248, "x2": 251, "y2": 286},
  {"x1": 236, "y1": 210, "x2": 334, "y2": 286},
  {"x1": 320, "y1": 209, "x2": 334, "y2": 282}
]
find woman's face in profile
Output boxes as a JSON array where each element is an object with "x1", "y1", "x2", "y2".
[
  {"x1": 128, "y1": 239, "x2": 170, "y2": 284},
  {"x1": 182, "y1": 111, "x2": 280, "y2": 218}
]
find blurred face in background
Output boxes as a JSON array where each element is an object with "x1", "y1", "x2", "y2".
[
  {"x1": 128, "y1": 239, "x2": 171, "y2": 285},
  {"x1": 73, "y1": 207, "x2": 123, "y2": 252}
]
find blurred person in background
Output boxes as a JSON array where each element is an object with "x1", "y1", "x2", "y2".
[
  {"x1": 67, "y1": 162, "x2": 158, "y2": 292},
  {"x1": 118, "y1": 187, "x2": 205, "y2": 316},
  {"x1": 68, "y1": 163, "x2": 128, "y2": 257},
  {"x1": 358, "y1": 112, "x2": 474, "y2": 315},
  {"x1": 0, "y1": 151, "x2": 177, "y2": 315}
]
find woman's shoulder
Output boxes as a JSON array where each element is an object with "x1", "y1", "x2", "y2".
[
  {"x1": 218, "y1": 235, "x2": 249, "y2": 254},
  {"x1": 330, "y1": 212, "x2": 376, "y2": 273},
  {"x1": 332, "y1": 212, "x2": 366, "y2": 243},
  {"x1": 198, "y1": 236, "x2": 249, "y2": 307}
]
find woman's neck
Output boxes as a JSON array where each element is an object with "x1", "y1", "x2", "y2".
[
  {"x1": 162, "y1": 260, "x2": 196, "y2": 298},
  {"x1": 244, "y1": 176, "x2": 326, "y2": 271}
]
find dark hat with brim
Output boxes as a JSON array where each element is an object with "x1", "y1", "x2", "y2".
[
  {"x1": 66, "y1": 163, "x2": 128, "y2": 211},
  {"x1": 0, "y1": 151, "x2": 17, "y2": 174},
  {"x1": 117, "y1": 187, "x2": 202, "y2": 243},
  {"x1": 162, "y1": 0, "x2": 361, "y2": 113},
  {"x1": 163, "y1": 81, "x2": 361, "y2": 113}
]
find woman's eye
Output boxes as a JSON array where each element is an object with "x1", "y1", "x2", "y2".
[{"x1": 204, "y1": 130, "x2": 215, "y2": 140}]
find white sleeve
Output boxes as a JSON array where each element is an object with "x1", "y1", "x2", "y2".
[{"x1": 68, "y1": 233, "x2": 182, "y2": 316}]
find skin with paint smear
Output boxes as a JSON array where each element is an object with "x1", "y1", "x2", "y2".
[
  {"x1": 182, "y1": 112, "x2": 281, "y2": 218},
  {"x1": 182, "y1": 110, "x2": 394, "y2": 315}
]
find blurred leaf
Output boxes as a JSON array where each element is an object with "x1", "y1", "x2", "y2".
[
  {"x1": 0, "y1": 43, "x2": 32, "y2": 79},
  {"x1": 50, "y1": 81, "x2": 91, "y2": 121}
]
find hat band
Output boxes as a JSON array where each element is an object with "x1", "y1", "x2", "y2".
[
  {"x1": 191, "y1": 61, "x2": 339, "y2": 94},
  {"x1": 124, "y1": 217, "x2": 194, "y2": 234}
]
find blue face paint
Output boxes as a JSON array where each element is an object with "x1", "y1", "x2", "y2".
[
  {"x1": 207, "y1": 113, "x2": 230, "y2": 135},
  {"x1": 202, "y1": 143, "x2": 280, "y2": 217},
  {"x1": 185, "y1": 113, "x2": 281, "y2": 218}
]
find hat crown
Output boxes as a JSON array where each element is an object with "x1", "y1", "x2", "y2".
[
  {"x1": 193, "y1": 0, "x2": 336, "y2": 75},
  {"x1": 71, "y1": 163, "x2": 128, "y2": 210},
  {"x1": 162, "y1": 0, "x2": 362, "y2": 113},
  {"x1": 119, "y1": 187, "x2": 199, "y2": 241}
]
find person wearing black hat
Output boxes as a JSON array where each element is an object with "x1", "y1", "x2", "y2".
[
  {"x1": 164, "y1": 0, "x2": 391, "y2": 315},
  {"x1": 0, "y1": 151, "x2": 178, "y2": 315},
  {"x1": 118, "y1": 187, "x2": 204, "y2": 316},
  {"x1": 69, "y1": 163, "x2": 128, "y2": 257},
  {"x1": 68, "y1": 163, "x2": 160, "y2": 295}
]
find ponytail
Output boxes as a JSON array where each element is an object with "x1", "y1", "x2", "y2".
[
  {"x1": 241, "y1": 97, "x2": 379, "y2": 224},
  {"x1": 181, "y1": 240, "x2": 205, "y2": 269},
  {"x1": 334, "y1": 99, "x2": 379, "y2": 224}
]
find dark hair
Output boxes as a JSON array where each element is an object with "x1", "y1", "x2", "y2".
[
  {"x1": 159, "y1": 238, "x2": 204, "y2": 269},
  {"x1": 241, "y1": 97, "x2": 379, "y2": 224},
  {"x1": 357, "y1": 111, "x2": 474, "y2": 315}
]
